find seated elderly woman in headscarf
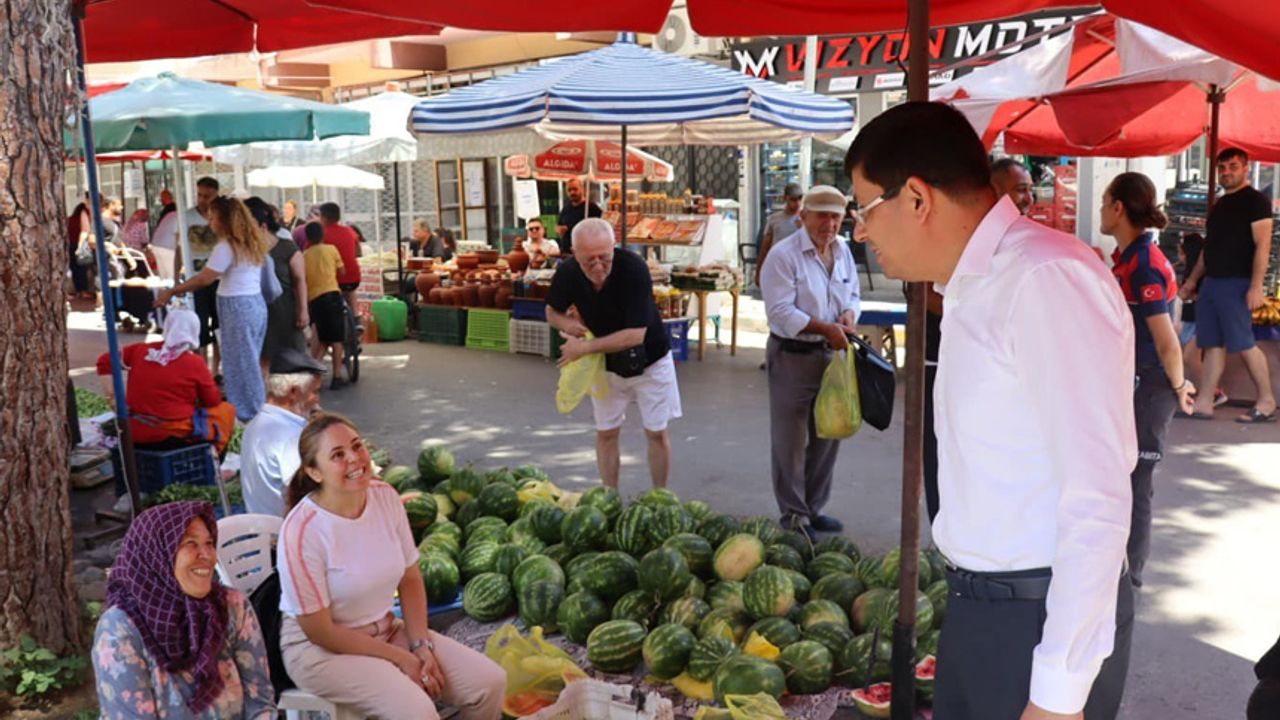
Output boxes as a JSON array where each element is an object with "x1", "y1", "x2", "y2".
[
  {"x1": 95, "y1": 308, "x2": 237, "y2": 456},
  {"x1": 92, "y1": 501, "x2": 276, "y2": 719}
]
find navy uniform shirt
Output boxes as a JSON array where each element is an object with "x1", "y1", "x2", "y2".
[{"x1": 1112, "y1": 232, "x2": 1177, "y2": 369}]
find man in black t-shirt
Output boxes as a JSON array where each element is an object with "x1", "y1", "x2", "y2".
[
  {"x1": 547, "y1": 218, "x2": 681, "y2": 490},
  {"x1": 1179, "y1": 147, "x2": 1276, "y2": 423},
  {"x1": 555, "y1": 178, "x2": 602, "y2": 254}
]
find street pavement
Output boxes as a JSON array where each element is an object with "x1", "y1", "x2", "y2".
[{"x1": 66, "y1": 300, "x2": 1280, "y2": 719}]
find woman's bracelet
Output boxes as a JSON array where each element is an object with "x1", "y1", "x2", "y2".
[{"x1": 1171, "y1": 379, "x2": 1188, "y2": 392}]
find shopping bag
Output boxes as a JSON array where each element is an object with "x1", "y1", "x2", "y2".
[
  {"x1": 555, "y1": 336, "x2": 609, "y2": 414},
  {"x1": 691, "y1": 693, "x2": 788, "y2": 720},
  {"x1": 850, "y1": 334, "x2": 896, "y2": 431},
  {"x1": 485, "y1": 625, "x2": 588, "y2": 717},
  {"x1": 814, "y1": 348, "x2": 862, "y2": 439}
]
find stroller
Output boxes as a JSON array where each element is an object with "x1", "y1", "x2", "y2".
[{"x1": 107, "y1": 244, "x2": 158, "y2": 332}]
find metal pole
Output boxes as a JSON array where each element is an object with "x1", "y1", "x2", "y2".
[
  {"x1": 891, "y1": 1, "x2": 930, "y2": 718},
  {"x1": 1206, "y1": 85, "x2": 1222, "y2": 213},
  {"x1": 799, "y1": 35, "x2": 818, "y2": 190},
  {"x1": 72, "y1": 7, "x2": 141, "y2": 517},
  {"x1": 620, "y1": 126, "x2": 629, "y2": 248},
  {"x1": 394, "y1": 163, "x2": 404, "y2": 296}
]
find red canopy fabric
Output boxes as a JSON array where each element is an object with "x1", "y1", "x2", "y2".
[
  {"x1": 1107, "y1": 1, "x2": 1280, "y2": 85},
  {"x1": 78, "y1": 0, "x2": 442, "y2": 63}
]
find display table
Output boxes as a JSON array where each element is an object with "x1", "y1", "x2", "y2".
[
  {"x1": 688, "y1": 287, "x2": 741, "y2": 361},
  {"x1": 857, "y1": 301, "x2": 908, "y2": 367}
]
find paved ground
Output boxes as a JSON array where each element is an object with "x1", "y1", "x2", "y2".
[{"x1": 66, "y1": 295, "x2": 1280, "y2": 719}]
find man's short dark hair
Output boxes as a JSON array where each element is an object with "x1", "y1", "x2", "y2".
[
  {"x1": 305, "y1": 221, "x2": 324, "y2": 244},
  {"x1": 991, "y1": 157, "x2": 1025, "y2": 178},
  {"x1": 1216, "y1": 147, "x2": 1248, "y2": 165},
  {"x1": 844, "y1": 102, "x2": 992, "y2": 199},
  {"x1": 526, "y1": 217, "x2": 543, "y2": 228},
  {"x1": 196, "y1": 176, "x2": 219, "y2": 191},
  {"x1": 319, "y1": 202, "x2": 341, "y2": 223}
]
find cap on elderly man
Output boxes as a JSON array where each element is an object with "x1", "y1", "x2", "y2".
[
  {"x1": 784, "y1": 182, "x2": 804, "y2": 199},
  {"x1": 269, "y1": 348, "x2": 325, "y2": 375},
  {"x1": 802, "y1": 185, "x2": 849, "y2": 214}
]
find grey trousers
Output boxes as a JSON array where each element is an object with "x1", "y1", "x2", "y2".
[
  {"x1": 1128, "y1": 365, "x2": 1177, "y2": 588},
  {"x1": 767, "y1": 336, "x2": 841, "y2": 519}
]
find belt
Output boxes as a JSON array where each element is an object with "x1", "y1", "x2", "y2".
[
  {"x1": 770, "y1": 333, "x2": 826, "y2": 354},
  {"x1": 945, "y1": 565, "x2": 1052, "y2": 601}
]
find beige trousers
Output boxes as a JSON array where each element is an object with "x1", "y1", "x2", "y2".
[{"x1": 281, "y1": 613, "x2": 506, "y2": 720}]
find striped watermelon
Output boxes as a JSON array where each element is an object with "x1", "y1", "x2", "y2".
[
  {"x1": 811, "y1": 573, "x2": 865, "y2": 611},
  {"x1": 529, "y1": 504, "x2": 566, "y2": 544},
  {"x1": 418, "y1": 553, "x2": 459, "y2": 604},
  {"x1": 879, "y1": 548, "x2": 903, "y2": 588},
  {"x1": 485, "y1": 467, "x2": 517, "y2": 486},
  {"x1": 743, "y1": 566, "x2": 796, "y2": 619},
  {"x1": 578, "y1": 551, "x2": 638, "y2": 602},
  {"x1": 643, "y1": 623, "x2": 695, "y2": 680},
  {"x1": 771, "y1": 530, "x2": 814, "y2": 562},
  {"x1": 467, "y1": 524, "x2": 508, "y2": 548},
  {"x1": 766, "y1": 544, "x2": 805, "y2": 573},
  {"x1": 478, "y1": 482, "x2": 519, "y2": 521},
  {"x1": 426, "y1": 519, "x2": 462, "y2": 543},
  {"x1": 383, "y1": 465, "x2": 417, "y2": 492},
  {"x1": 453, "y1": 500, "x2": 482, "y2": 531},
  {"x1": 564, "y1": 551, "x2": 601, "y2": 579},
  {"x1": 713, "y1": 654, "x2": 786, "y2": 703},
  {"x1": 649, "y1": 506, "x2": 696, "y2": 543},
  {"x1": 586, "y1": 620, "x2": 647, "y2": 673},
  {"x1": 814, "y1": 535, "x2": 862, "y2": 562},
  {"x1": 448, "y1": 468, "x2": 485, "y2": 506},
  {"x1": 561, "y1": 506, "x2": 609, "y2": 552},
  {"x1": 611, "y1": 589, "x2": 660, "y2": 628},
  {"x1": 683, "y1": 500, "x2": 712, "y2": 522},
  {"x1": 638, "y1": 547, "x2": 692, "y2": 602},
  {"x1": 492, "y1": 544, "x2": 530, "y2": 578},
  {"x1": 465, "y1": 516, "x2": 507, "y2": 540},
  {"x1": 660, "y1": 596, "x2": 711, "y2": 632},
  {"x1": 804, "y1": 621, "x2": 855, "y2": 657},
  {"x1": 417, "y1": 446, "x2": 454, "y2": 483},
  {"x1": 518, "y1": 498, "x2": 553, "y2": 520},
  {"x1": 778, "y1": 639, "x2": 833, "y2": 695},
  {"x1": 459, "y1": 541, "x2": 500, "y2": 579},
  {"x1": 696, "y1": 514, "x2": 741, "y2": 548},
  {"x1": 925, "y1": 580, "x2": 948, "y2": 629},
  {"x1": 713, "y1": 534, "x2": 766, "y2": 582},
  {"x1": 511, "y1": 554, "x2": 565, "y2": 594},
  {"x1": 916, "y1": 629, "x2": 941, "y2": 663},
  {"x1": 785, "y1": 570, "x2": 812, "y2": 603},
  {"x1": 614, "y1": 504, "x2": 656, "y2": 556},
  {"x1": 916, "y1": 654, "x2": 936, "y2": 702},
  {"x1": 697, "y1": 607, "x2": 751, "y2": 643},
  {"x1": 684, "y1": 576, "x2": 706, "y2": 600},
  {"x1": 836, "y1": 633, "x2": 893, "y2": 685},
  {"x1": 806, "y1": 551, "x2": 857, "y2": 582},
  {"x1": 541, "y1": 543, "x2": 574, "y2": 567},
  {"x1": 745, "y1": 617, "x2": 800, "y2": 649},
  {"x1": 558, "y1": 591, "x2": 610, "y2": 645},
  {"x1": 432, "y1": 493, "x2": 454, "y2": 522},
  {"x1": 512, "y1": 464, "x2": 548, "y2": 481},
  {"x1": 851, "y1": 588, "x2": 891, "y2": 632},
  {"x1": 798, "y1": 599, "x2": 848, "y2": 630},
  {"x1": 505, "y1": 517, "x2": 539, "y2": 545},
  {"x1": 637, "y1": 487, "x2": 681, "y2": 509},
  {"x1": 706, "y1": 580, "x2": 746, "y2": 613},
  {"x1": 687, "y1": 635, "x2": 740, "y2": 682},
  {"x1": 400, "y1": 491, "x2": 437, "y2": 533},
  {"x1": 462, "y1": 572, "x2": 512, "y2": 621},
  {"x1": 578, "y1": 486, "x2": 622, "y2": 522},
  {"x1": 870, "y1": 591, "x2": 934, "y2": 636},
  {"x1": 418, "y1": 533, "x2": 460, "y2": 562},
  {"x1": 855, "y1": 556, "x2": 884, "y2": 587},
  {"x1": 518, "y1": 579, "x2": 564, "y2": 631},
  {"x1": 741, "y1": 516, "x2": 781, "y2": 545}
]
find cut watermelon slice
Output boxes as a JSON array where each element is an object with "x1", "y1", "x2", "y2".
[
  {"x1": 851, "y1": 681, "x2": 892, "y2": 718},
  {"x1": 916, "y1": 654, "x2": 937, "y2": 703}
]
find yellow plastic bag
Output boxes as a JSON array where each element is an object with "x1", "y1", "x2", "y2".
[
  {"x1": 555, "y1": 334, "x2": 609, "y2": 414},
  {"x1": 692, "y1": 693, "x2": 788, "y2": 720},
  {"x1": 814, "y1": 348, "x2": 862, "y2": 439},
  {"x1": 485, "y1": 625, "x2": 588, "y2": 717}
]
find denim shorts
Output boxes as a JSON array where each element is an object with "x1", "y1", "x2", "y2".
[{"x1": 1196, "y1": 277, "x2": 1255, "y2": 353}]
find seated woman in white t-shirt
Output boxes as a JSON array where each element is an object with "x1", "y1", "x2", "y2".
[{"x1": 276, "y1": 413, "x2": 505, "y2": 720}]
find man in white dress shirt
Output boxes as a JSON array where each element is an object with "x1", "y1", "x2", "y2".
[
  {"x1": 240, "y1": 348, "x2": 324, "y2": 517},
  {"x1": 846, "y1": 102, "x2": 1136, "y2": 720},
  {"x1": 760, "y1": 185, "x2": 861, "y2": 539}
]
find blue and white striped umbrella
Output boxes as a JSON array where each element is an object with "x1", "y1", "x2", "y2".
[{"x1": 411, "y1": 39, "x2": 854, "y2": 145}]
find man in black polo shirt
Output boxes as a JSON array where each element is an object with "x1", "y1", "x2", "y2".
[
  {"x1": 546, "y1": 218, "x2": 682, "y2": 490},
  {"x1": 555, "y1": 178, "x2": 602, "y2": 254},
  {"x1": 1180, "y1": 147, "x2": 1276, "y2": 423}
]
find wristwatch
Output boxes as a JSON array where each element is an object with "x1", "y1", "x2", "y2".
[{"x1": 409, "y1": 638, "x2": 434, "y2": 652}]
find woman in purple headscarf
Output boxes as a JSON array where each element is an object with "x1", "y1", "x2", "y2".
[{"x1": 91, "y1": 501, "x2": 276, "y2": 719}]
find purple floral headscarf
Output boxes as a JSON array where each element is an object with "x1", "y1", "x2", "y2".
[{"x1": 106, "y1": 501, "x2": 228, "y2": 713}]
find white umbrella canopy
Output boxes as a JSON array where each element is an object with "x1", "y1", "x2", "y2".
[{"x1": 247, "y1": 164, "x2": 386, "y2": 190}]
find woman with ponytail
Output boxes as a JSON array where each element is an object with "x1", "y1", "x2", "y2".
[{"x1": 276, "y1": 413, "x2": 505, "y2": 720}]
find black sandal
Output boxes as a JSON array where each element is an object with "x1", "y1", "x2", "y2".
[{"x1": 1236, "y1": 408, "x2": 1278, "y2": 424}]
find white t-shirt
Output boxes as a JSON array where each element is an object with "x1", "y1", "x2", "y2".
[
  {"x1": 151, "y1": 208, "x2": 208, "y2": 251},
  {"x1": 277, "y1": 481, "x2": 418, "y2": 627},
  {"x1": 206, "y1": 241, "x2": 263, "y2": 297}
]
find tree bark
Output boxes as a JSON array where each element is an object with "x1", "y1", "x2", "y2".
[{"x1": 0, "y1": 0, "x2": 82, "y2": 653}]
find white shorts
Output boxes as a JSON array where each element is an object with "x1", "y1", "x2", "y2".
[{"x1": 591, "y1": 352, "x2": 682, "y2": 432}]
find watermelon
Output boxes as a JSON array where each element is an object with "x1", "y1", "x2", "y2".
[
  {"x1": 383, "y1": 465, "x2": 417, "y2": 492},
  {"x1": 518, "y1": 579, "x2": 564, "y2": 631},
  {"x1": 698, "y1": 607, "x2": 751, "y2": 643},
  {"x1": 459, "y1": 541, "x2": 500, "y2": 579},
  {"x1": 565, "y1": 551, "x2": 601, "y2": 579},
  {"x1": 706, "y1": 580, "x2": 746, "y2": 613},
  {"x1": 426, "y1": 518, "x2": 461, "y2": 542},
  {"x1": 798, "y1": 599, "x2": 848, "y2": 630},
  {"x1": 505, "y1": 518, "x2": 540, "y2": 548},
  {"x1": 400, "y1": 491, "x2": 438, "y2": 532},
  {"x1": 772, "y1": 530, "x2": 814, "y2": 562},
  {"x1": 684, "y1": 576, "x2": 706, "y2": 600},
  {"x1": 745, "y1": 617, "x2": 800, "y2": 649},
  {"x1": 561, "y1": 506, "x2": 609, "y2": 552},
  {"x1": 713, "y1": 534, "x2": 766, "y2": 582},
  {"x1": 518, "y1": 498, "x2": 552, "y2": 520},
  {"x1": 578, "y1": 551, "x2": 638, "y2": 602},
  {"x1": 542, "y1": 543, "x2": 574, "y2": 567},
  {"x1": 448, "y1": 468, "x2": 485, "y2": 506},
  {"x1": 419, "y1": 533, "x2": 460, "y2": 561},
  {"x1": 696, "y1": 514, "x2": 741, "y2": 548},
  {"x1": 924, "y1": 547, "x2": 948, "y2": 587},
  {"x1": 511, "y1": 534, "x2": 547, "y2": 556},
  {"x1": 477, "y1": 482, "x2": 519, "y2": 521},
  {"x1": 743, "y1": 566, "x2": 796, "y2": 619},
  {"x1": 614, "y1": 504, "x2": 656, "y2": 556},
  {"x1": 916, "y1": 655, "x2": 936, "y2": 701},
  {"x1": 650, "y1": 506, "x2": 696, "y2": 542},
  {"x1": 741, "y1": 516, "x2": 781, "y2": 545},
  {"x1": 417, "y1": 446, "x2": 455, "y2": 483},
  {"x1": 529, "y1": 504, "x2": 566, "y2": 544},
  {"x1": 785, "y1": 570, "x2": 812, "y2": 604},
  {"x1": 664, "y1": 533, "x2": 713, "y2": 578},
  {"x1": 558, "y1": 591, "x2": 611, "y2": 645},
  {"x1": 813, "y1": 535, "x2": 862, "y2": 562},
  {"x1": 465, "y1": 516, "x2": 507, "y2": 543},
  {"x1": 512, "y1": 554, "x2": 566, "y2": 594},
  {"x1": 454, "y1": 499, "x2": 482, "y2": 529},
  {"x1": 432, "y1": 493, "x2": 455, "y2": 521},
  {"x1": 837, "y1": 633, "x2": 893, "y2": 685},
  {"x1": 683, "y1": 500, "x2": 712, "y2": 522},
  {"x1": 868, "y1": 591, "x2": 934, "y2": 637},
  {"x1": 660, "y1": 596, "x2": 711, "y2": 632},
  {"x1": 485, "y1": 467, "x2": 517, "y2": 486},
  {"x1": 880, "y1": 548, "x2": 903, "y2": 588},
  {"x1": 643, "y1": 623, "x2": 696, "y2": 680},
  {"x1": 578, "y1": 486, "x2": 622, "y2": 521},
  {"x1": 806, "y1": 551, "x2": 857, "y2": 582},
  {"x1": 418, "y1": 553, "x2": 460, "y2": 604},
  {"x1": 852, "y1": 588, "x2": 891, "y2": 632},
  {"x1": 688, "y1": 635, "x2": 740, "y2": 682},
  {"x1": 851, "y1": 682, "x2": 893, "y2": 718},
  {"x1": 766, "y1": 544, "x2": 805, "y2": 573},
  {"x1": 917, "y1": 553, "x2": 935, "y2": 590},
  {"x1": 811, "y1": 573, "x2": 865, "y2": 611},
  {"x1": 462, "y1": 572, "x2": 512, "y2": 621},
  {"x1": 612, "y1": 589, "x2": 661, "y2": 628},
  {"x1": 586, "y1": 620, "x2": 647, "y2": 673},
  {"x1": 492, "y1": 544, "x2": 530, "y2": 578},
  {"x1": 855, "y1": 556, "x2": 883, "y2": 586},
  {"x1": 638, "y1": 547, "x2": 692, "y2": 602},
  {"x1": 637, "y1": 487, "x2": 681, "y2": 508},
  {"x1": 778, "y1": 640, "x2": 833, "y2": 695},
  {"x1": 712, "y1": 655, "x2": 786, "y2": 703},
  {"x1": 513, "y1": 464, "x2": 548, "y2": 481},
  {"x1": 925, "y1": 580, "x2": 948, "y2": 629},
  {"x1": 467, "y1": 526, "x2": 507, "y2": 549},
  {"x1": 916, "y1": 629, "x2": 941, "y2": 662},
  {"x1": 803, "y1": 621, "x2": 855, "y2": 657}
]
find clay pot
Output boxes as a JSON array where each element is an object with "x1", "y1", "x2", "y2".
[
  {"x1": 478, "y1": 284, "x2": 498, "y2": 308},
  {"x1": 529, "y1": 282, "x2": 550, "y2": 300},
  {"x1": 456, "y1": 253, "x2": 480, "y2": 270},
  {"x1": 476, "y1": 249, "x2": 499, "y2": 265},
  {"x1": 507, "y1": 242, "x2": 530, "y2": 274},
  {"x1": 461, "y1": 284, "x2": 480, "y2": 307},
  {"x1": 415, "y1": 272, "x2": 440, "y2": 297},
  {"x1": 466, "y1": 270, "x2": 483, "y2": 283},
  {"x1": 495, "y1": 287, "x2": 514, "y2": 310},
  {"x1": 427, "y1": 287, "x2": 445, "y2": 305},
  {"x1": 443, "y1": 287, "x2": 459, "y2": 306},
  {"x1": 499, "y1": 277, "x2": 515, "y2": 291},
  {"x1": 478, "y1": 263, "x2": 499, "y2": 273}
]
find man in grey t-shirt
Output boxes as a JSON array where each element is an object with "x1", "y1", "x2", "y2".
[{"x1": 756, "y1": 182, "x2": 804, "y2": 286}]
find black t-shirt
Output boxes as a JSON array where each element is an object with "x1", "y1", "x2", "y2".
[
  {"x1": 1204, "y1": 186, "x2": 1272, "y2": 279},
  {"x1": 546, "y1": 248, "x2": 669, "y2": 368},
  {"x1": 556, "y1": 201, "x2": 603, "y2": 253}
]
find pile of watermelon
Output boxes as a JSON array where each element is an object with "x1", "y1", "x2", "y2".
[{"x1": 387, "y1": 447, "x2": 947, "y2": 712}]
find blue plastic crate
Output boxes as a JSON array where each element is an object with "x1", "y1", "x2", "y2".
[
  {"x1": 511, "y1": 298, "x2": 547, "y2": 321},
  {"x1": 665, "y1": 318, "x2": 691, "y2": 362},
  {"x1": 135, "y1": 444, "x2": 216, "y2": 495}
]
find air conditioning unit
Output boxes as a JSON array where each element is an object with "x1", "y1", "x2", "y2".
[{"x1": 654, "y1": 3, "x2": 723, "y2": 58}]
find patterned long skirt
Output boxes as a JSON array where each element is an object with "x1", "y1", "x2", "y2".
[{"x1": 217, "y1": 293, "x2": 267, "y2": 422}]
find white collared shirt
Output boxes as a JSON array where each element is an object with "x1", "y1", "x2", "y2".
[
  {"x1": 761, "y1": 228, "x2": 861, "y2": 342},
  {"x1": 934, "y1": 197, "x2": 1137, "y2": 714},
  {"x1": 240, "y1": 403, "x2": 308, "y2": 517}
]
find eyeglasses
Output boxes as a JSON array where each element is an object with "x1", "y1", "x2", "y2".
[{"x1": 849, "y1": 184, "x2": 903, "y2": 226}]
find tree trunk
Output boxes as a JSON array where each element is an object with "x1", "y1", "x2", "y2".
[{"x1": 0, "y1": 0, "x2": 82, "y2": 654}]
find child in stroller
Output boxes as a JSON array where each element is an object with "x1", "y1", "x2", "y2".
[{"x1": 107, "y1": 243, "x2": 158, "y2": 333}]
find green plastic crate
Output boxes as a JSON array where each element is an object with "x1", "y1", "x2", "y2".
[
  {"x1": 417, "y1": 306, "x2": 467, "y2": 345},
  {"x1": 465, "y1": 309, "x2": 511, "y2": 352}
]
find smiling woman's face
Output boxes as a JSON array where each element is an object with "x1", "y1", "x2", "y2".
[
  {"x1": 308, "y1": 422, "x2": 374, "y2": 496},
  {"x1": 173, "y1": 518, "x2": 217, "y2": 599}
]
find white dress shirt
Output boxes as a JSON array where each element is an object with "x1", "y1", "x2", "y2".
[
  {"x1": 239, "y1": 403, "x2": 308, "y2": 517},
  {"x1": 934, "y1": 197, "x2": 1137, "y2": 714},
  {"x1": 761, "y1": 228, "x2": 861, "y2": 342}
]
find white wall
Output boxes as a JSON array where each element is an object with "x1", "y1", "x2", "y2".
[{"x1": 1077, "y1": 156, "x2": 1172, "y2": 261}]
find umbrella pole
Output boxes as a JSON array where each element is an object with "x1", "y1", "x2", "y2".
[
  {"x1": 394, "y1": 163, "x2": 404, "y2": 298},
  {"x1": 620, "y1": 125, "x2": 628, "y2": 248},
  {"x1": 71, "y1": 7, "x2": 141, "y2": 518},
  {"x1": 172, "y1": 146, "x2": 193, "y2": 277},
  {"x1": 1206, "y1": 84, "x2": 1222, "y2": 212},
  {"x1": 891, "y1": 0, "x2": 930, "y2": 718}
]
